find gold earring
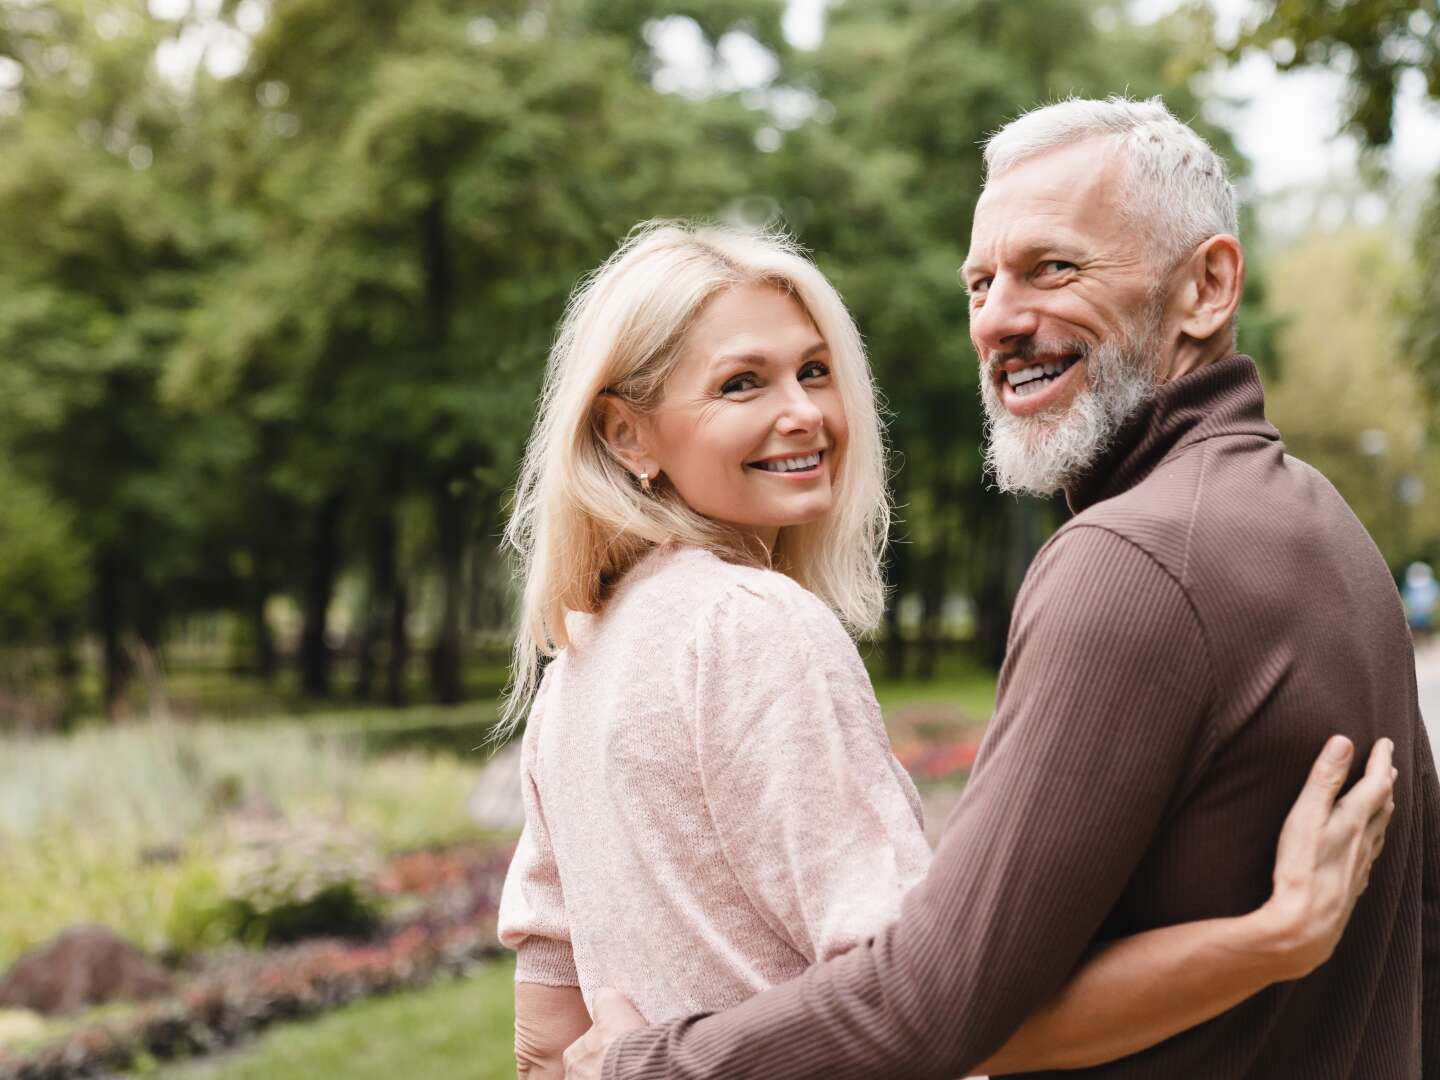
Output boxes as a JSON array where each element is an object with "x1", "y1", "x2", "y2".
[{"x1": 639, "y1": 471, "x2": 652, "y2": 494}]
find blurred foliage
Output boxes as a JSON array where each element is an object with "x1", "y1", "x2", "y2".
[
  {"x1": 1235, "y1": 0, "x2": 1438, "y2": 148},
  {"x1": 217, "y1": 821, "x2": 382, "y2": 945},
  {"x1": 0, "y1": 460, "x2": 88, "y2": 646},
  {"x1": 0, "y1": 0, "x2": 1417, "y2": 717},
  {"x1": 0, "y1": 713, "x2": 493, "y2": 968},
  {"x1": 1234, "y1": 0, "x2": 1440, "y2": 432},
  {"x1": 1411, "y1": 189, "x2": 1440, "y2": 413},
  {"x1": 1264, "y1": 229, "x2": 1440, "y2": 568}
]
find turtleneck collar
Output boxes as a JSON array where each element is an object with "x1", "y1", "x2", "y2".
[{"x1": 1064, "y1": 355, "x2": 1281, "y2": 514}]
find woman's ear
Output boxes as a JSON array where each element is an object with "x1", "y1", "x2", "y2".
[
  {"x1": 596, "y1": 394, "x2": 660, "y2": 483},
  {"x1": 1178, "y1": 234, "x2": 1244, "y2": 343}
]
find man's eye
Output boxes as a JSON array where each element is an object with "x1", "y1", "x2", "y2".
[
  {"x1": 722, "y1": 374, "x2": 760, "y2": 394},
  {"x1": 799, "y1": 361, "x2": 830, "y2": 381},
  {"x1": 967, "y1": 277, "x2": 992, "y2": 297},
  {"x1": 1040, "y1": 260, "x2": 1076, "y2": 275}
]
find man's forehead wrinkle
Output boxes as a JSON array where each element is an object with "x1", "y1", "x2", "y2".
[{"x1": 969, "y1": 213, "x2": 1088, "y2": 267}]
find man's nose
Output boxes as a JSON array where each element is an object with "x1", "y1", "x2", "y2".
[{"x1": 969, "y1": 276, "x2": 1039, "y2": 356}]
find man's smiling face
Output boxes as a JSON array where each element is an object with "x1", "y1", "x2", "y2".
[{"x1": 962, "y1": 138, "x2": 1170, "y2": 494}]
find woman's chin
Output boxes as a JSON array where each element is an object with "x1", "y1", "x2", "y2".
[{"x1": 755, "y1": 497, "x2": 834, "y2": 533}]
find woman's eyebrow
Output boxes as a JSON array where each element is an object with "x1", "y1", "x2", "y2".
[{"x1": 709, "y1": 341, "x2": 828, "y2": 371}]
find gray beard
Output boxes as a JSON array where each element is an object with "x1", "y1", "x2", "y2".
[{"x1": 980, "y1": 315, "x2": 1162, "y2": 497}]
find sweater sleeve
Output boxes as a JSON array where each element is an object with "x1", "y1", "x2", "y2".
[
  {"x1": 497, "y1": 679, "x2": 580, "y2": 988},
  {"x1": 1419, "y1": 710, "x2": 1440, "y2": 1072},
  {"x1": 691, "y1": 581, "x2": 931, "y2": 963},
  {"x1": 604, "y1": 526, "x2": 1214, "y2": 1079}
]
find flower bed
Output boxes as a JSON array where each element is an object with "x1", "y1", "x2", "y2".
[{"x1": 0, "y1": 844, "x2": 514, "y2": 1080}]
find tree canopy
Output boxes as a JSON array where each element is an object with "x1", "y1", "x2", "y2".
[{"x1": 4, "y1": 0, "x2": 1421, "y2": 722}]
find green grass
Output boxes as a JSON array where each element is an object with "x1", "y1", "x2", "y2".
[
  {"x1": 47, "y1": 658, "x2": 515, "y2": 725},
  {"x1": 154, "y1": 959, "x2": 517, "y2": 1080},
  {"x1": 868, "y1": 652, "x2": 998, "y2": 720}
]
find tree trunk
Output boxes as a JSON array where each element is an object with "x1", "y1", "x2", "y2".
[
  {"x1": 882, "y1": 487, "x2": 913, "y2": 679},
  {"x1": 916, "y1": 537, "x2": 950, "y2": 681},
  {"x1": 250, "y1": 579, "x2": 277, "y2": 681},
  {"x1": 430, "y1": 482, "x2": 465, "y2": 705},
  {"x1": 883, "y1": 593, "x2": 907, "y2": 680},
  {"x1": 135, "y1": 593, "x2": 169, "y2": 720},
  {"x1": 420, "y1": 184, "x2": 463, "y2": 704},
  {"x1": 966, "y1": 488, "x2": 1011, "y2": 671},
  {"x1": 387, "y1": 579, "x2": 409, "y2": 707},
  {"x1": 355, "y1": 513, "x2": 398, "y2": 702},
  {"x1": 299, "y1": 495, "x2": 342, "y2": 698},
  {"x1": 51, "y1": 617, "x2": 80, "y2": 730},
  {"x1": 97, "y1": 548, "x2": 131, "y2": 720}
]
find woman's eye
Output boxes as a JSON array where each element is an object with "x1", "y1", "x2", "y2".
[
  {"x1": 721, "y1": 373, "x2": 760, "y2": 394},
  {"x1": 799, "y1": 361, "x2": 830, "y2": 381}
]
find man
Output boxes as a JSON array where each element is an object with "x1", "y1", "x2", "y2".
[{"x1": 567, "y1": 97, "x2": 1438, "y2": 1078}]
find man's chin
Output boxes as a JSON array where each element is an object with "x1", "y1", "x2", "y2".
[{"x1": 984, "y1": 406, "x2": 1099, "y2": 496}]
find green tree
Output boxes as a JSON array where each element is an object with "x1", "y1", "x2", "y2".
[
  {"x1": 1237, "y1": 0, "x2": 1437, "y2": 147},
  {"x1": 1236, "y1": 0, "x2": 1440, "y2": 418},
  {"x1": 0, "y1": 0, "x2": 234, "y2": 715},
  {"x1": 0, "y1": 458, "x2": 88, "y2": 647},
  {"x1": 1264, "y1": 229, "x2": 1440, "y2": 569},
  {"x1": 167, "y1": 1, "x2": 779, "y2": 700}
]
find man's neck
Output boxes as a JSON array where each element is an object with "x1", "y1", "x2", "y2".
[{"x1": 1159, "y1": 336, "x2": 1232, "y2": 383}]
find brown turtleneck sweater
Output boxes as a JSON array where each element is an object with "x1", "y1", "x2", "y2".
[{"x1": 605, "y1": 357, "x2": 1438, "y2": 1079}]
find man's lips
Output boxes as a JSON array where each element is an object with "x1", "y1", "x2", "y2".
[{"x1": 997, "y1": 355, "x2": 1086, "y2": 416}]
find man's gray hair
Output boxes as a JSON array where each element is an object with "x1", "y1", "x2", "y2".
[{"x1": 983, "y1": 96, "x2": 1238, "y2": 270}]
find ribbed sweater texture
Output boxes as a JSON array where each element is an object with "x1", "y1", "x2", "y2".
[{"x1": 605, "y1": 356, "x2": 1439, "y2": 1079}]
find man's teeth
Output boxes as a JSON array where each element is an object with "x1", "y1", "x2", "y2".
[
  {"x1": 1005, "y1": 358, "x2": 1077, "y2": 394},
  {"x1": 753, "y1": 452, "x2": 821, "y2": 473}
]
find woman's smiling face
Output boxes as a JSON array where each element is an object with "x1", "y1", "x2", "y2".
[{"x1": 645, "y1": 283, "x2": 848, "y2": 549}]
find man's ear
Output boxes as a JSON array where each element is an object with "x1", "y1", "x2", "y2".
[
  {"x1": 595, "y1": 394, "x2": 660, "y2": 482},
  {"x1": 1177, "y1": 234, "x2": 1244, "y2": 342}
]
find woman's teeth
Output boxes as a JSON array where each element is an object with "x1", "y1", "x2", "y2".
[
  {"x1": 752, "y1": 452, "x2": 822, "y2": 473},
  {"x1": 1006, "y1": 357, "x2": 1078, "y2": 396}
]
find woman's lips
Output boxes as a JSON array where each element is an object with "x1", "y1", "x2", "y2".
[{"x1": 747, "y1": 450, "x2": 825, "y2": 477}]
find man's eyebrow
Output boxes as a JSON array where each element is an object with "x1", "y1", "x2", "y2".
[{"x1": 961, "y1": 242, "x2": 1086, "y2": 283}]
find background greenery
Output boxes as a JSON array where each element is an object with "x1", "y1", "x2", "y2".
[{"x1": 2, "y1": 0, "x2": 1435, "y2": 727}]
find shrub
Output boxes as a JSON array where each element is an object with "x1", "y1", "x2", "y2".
[{"x1": 217, "y1": 821, "x2": 383, "y2": 946}]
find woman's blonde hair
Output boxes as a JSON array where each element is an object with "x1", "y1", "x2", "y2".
[{"x1": 499, "y1": 220, "x2": 890, "y2": 733}]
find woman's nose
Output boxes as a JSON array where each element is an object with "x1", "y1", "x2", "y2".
[{"x1": 775, "y1": 383, "x2": 823, "y2": 434}]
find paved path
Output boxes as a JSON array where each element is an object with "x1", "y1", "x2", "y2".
[{"x1": 1417, "y1": 638, "x2": 1440, "y2": 756}]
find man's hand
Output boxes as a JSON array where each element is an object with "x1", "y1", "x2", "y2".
[{"x1": 563, "y1": 988, "x2": 645, "y2": 1080}]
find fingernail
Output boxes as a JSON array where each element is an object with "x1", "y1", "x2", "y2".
[
  {"x1": 1324, "y1": 736, "x2": 1351, "y2": 762},
  {"x1": 1383, "y1": 738, "x2": 1394, "y2": 753},
  {"x1": 1391, "y1": 767, "x2": 1398, "y2": 781}
]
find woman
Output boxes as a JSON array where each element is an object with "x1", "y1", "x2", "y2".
[{"x1": 496, "y1": 222, "x2": 1393, "y2": 1078}]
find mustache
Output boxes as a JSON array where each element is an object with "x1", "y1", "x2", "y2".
[{"x1": 983, "y1": 339, "x2": 1091, "y2": 369}]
